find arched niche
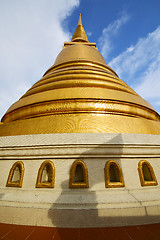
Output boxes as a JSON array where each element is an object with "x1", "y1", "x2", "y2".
[
  {"x1": 6, "y1": 161, "x2": 24, "y2": 188},
  {"x1": 138, "y1": 160, "x2": 158, "y2": 186},
  {"x1": 36, "y1": 161, "x2": 55, "y2": 188},
  {"x1": 105, "y1": 161, "x2": 125, "y2": 188},
  {"x1": 70, "y1": 160, "x2": 89, "y2": 188}
]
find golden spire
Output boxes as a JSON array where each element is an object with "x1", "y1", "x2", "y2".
[
  {"x1": 71, "y1": 14, "x2": 89, "y2": 42},
  {"x1": 77, "y1": 13, "x2": 82, "y2": 25}
]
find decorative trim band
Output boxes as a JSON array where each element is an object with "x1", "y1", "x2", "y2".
[
  {"x1": 3, "y1": 99, "x2": 159, "y2": 123},
  {"x1": 44, "y1": 60, "x2": 118, "y2": 77},
  {"x1": 22, "y1": 77, "x2": 135, "y2": 99}
]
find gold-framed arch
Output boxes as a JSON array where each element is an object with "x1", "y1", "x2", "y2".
[
  {"x1": 69, "y1": 160, "x2": 89, "y2": 188},
  {"x1": 105, "y1": 160, "x2": 125, "y2": 188},
  {"x1": 138, "y1": 160, "x2": 158, "y2": 186},
  {"x1": 6, "y1": 161, "x2": 24, "y2": 188},
  {"x1": 36, "y1": 160, "x2": 55, "y2": 188}
]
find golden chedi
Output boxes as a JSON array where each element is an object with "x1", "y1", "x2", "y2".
[
  {"x1": 1, "y1": 14, "x2": 160, "y2": 239},
  {"x1": 1, "y1": 14, "x2": 160, "y2": 136}
]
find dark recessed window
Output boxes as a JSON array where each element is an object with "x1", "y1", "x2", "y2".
[
  {"x1": 70, "y1": 160, "x2": 89, "y2": 188},
  {"x1": 36, "y1": 161, "x2": 55, "y2": 188},
  {"x1": 105, "y1": 161, "x2": 125, "y2": 188}
]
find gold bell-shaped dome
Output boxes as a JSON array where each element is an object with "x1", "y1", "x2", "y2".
[{"x1": 0, "y1": 14, "x2": 160, "y2": 136}]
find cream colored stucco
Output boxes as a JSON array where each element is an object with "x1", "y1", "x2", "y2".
[{"x1": 0, "y1": 133, "x2": 160, "y2": 227}]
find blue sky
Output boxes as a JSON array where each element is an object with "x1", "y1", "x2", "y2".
[{"x1": 0, "y1": 0, "x2": 160, "y2": 119}]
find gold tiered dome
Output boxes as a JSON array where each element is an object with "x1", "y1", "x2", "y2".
[{"x1": 1, "y1": 14, "x2": 160, "y2": 136}]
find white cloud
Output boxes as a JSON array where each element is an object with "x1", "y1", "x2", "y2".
[
  {"x1": 0, "y1": 0, "x2": 79, "y2": 119},
  {"x1": 86, "y1": 31, "x2": 92, "y2": 37},
  {"x1": 135, "y1": 55, "x2": 160, "y2": 98},
  {"x1": 109, "y1": 26, "x2": 160, "y2": 113},
  {"x1": 98, "y1": 11, "x2": 129, "y2": 59}
]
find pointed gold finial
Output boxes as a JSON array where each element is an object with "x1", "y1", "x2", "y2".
[
  {"x1": 78, "y1": 13, "x2": 82, "y2": 26},
  {"x1": 71, "y1": 14, "x2": 89, "y2": 43},
  {"x1": 64, "y1": 14, "x2": 97, "y2": 48}
]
